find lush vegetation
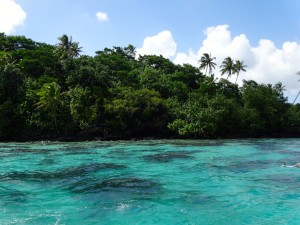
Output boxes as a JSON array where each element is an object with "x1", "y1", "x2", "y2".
[{"x1": 0, "y1": 33, "x2": 300, "y2": 141}]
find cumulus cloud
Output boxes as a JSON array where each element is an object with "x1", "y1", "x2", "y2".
[
  {"x1": 96, "y1": 11, "x2": 109, "y2": 22},
  {"x1": 174, "y1": 25, "x2": 254, "y2": 69},
  {"x1": 136, "y1": 30, "x2": 177, "y2": 59},
  {"x1": 0, "y1": 0, "x2": 26, "y2": 34},
  {"x1": 173, "y1": 24, "x2": 300, "y2": 102}
]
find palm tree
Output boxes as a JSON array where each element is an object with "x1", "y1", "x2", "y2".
[
  {"x1": 199, "y1": 53, "x2": 216, "y2": 75},
  {"x1": 273, "y1": 82, "x2": 286, "y2": 101},
  {"x1": 233, "y1": 60, "x2": 247, "y2": 83},
  {"x1": 220, "y1": 57, "x2": 235, "y2": 79},
  {"x1": 273, "y1": 82, "x2": 285, "y2": 93},
  {"x1": 36, "y1": 82, "x2": 65, "y2": 129},
  {"x1": 54, "y1": 34, "x2": 82, "y2": 60}
]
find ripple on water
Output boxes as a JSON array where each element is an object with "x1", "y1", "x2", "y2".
[
  {"x1": 143, "y1": 151, "x2": 193, "y2": 163},
  {"x1": 0, "y1": 186, "x2": 29, "y2": 205},
  {"x1": 55, "y1": 146, "x2": 101, "y2": 155},
  {"x1": 255, "y1": 173, "x2": 300, "y2": 188},
  {"x1": 212, "y1": 159, "x2": 280, "y2": 173},
  {"x1": 69, "y1": 176, "x2": 162, "y2": 196},
  {"x1": 0, "y1": 163, "x2": 127, "y2": 182},
  {"x1": 1, "y1": 139, "x2": 300, "y2": 224},
  {"x1": 0, "y1": 148, "x2": 52, "y2": 158}
]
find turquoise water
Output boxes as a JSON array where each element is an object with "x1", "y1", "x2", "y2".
[{"x1": 0, "y1": 139, "x2": 300, "y2": 224}]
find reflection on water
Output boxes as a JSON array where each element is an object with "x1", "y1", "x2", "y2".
[{"x1": 0, "y1": 139, "x2": 300, "y2": 224}]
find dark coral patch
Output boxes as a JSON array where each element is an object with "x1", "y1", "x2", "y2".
[
  {"x1": 254, "y1": 174, "x2": 300, "y2": 190},
  {"x1": 212, "y1": 159, "x2": 278, "y2": 173},
  {"x1": 69, "y1": 176, "x2": 161, "y2": 195},
  {"x1": 0, "y1": 187, "x2": 28, "y2": 205},
  {"x1": 143, "y1": 151, "x2": 193, "y2": 163},
  {"x1": 0, "y1": 163, "x2": 126, "y2": 182},
  {"x1": 0, "y1": 148, "x2": 52, "y2": 156}
]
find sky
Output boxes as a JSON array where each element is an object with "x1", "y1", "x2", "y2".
[{"x1": 1, "y1": 0, "x2": 300, "y2": 102}]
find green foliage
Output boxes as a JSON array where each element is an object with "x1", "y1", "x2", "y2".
[
  {"x1": 105, "y1": 87, "x2": 169, "y2": 136},
  {"x1": 173, "y1": 64, "x2": 203, "y2": 89},
  {"x1": 138, "y1": 65, "x2": 193, "y2": 100},
  {"x1": 0, "y1": 33, "x2": 36, "y2": 51},
  {"x1": 17, "y1": 44, "x2": 59, "y2": 78},
  {"x1": 0, "y1": 100, "x2": 25, "y2": 137},
  {"x1": 220, "y1": 57, "x2": 247, "y2": 83},
  {"x1": 199, "y1": 53, "x2": 216, "y2": 75},
  {"x1": 0, "y1": 33, "x2": 298, "y2": 140},
  {"x1": 217, "y1": 78, "x2": 241, "y2": 100},
  {"x1": 95, "y1": 45, "x2": 139, "y2": 87},
  {"x1": 168, "y1": 93, "x2": 241, "y2": 137},
  {"x1": 233, "y1": 60, "x2": 247, "y2": 83},
  {"x1": 197, "y1": 75, "x2": 219, "y2": 97},
  {"x1": 36, "y1": 82, "x2": 64, "y2": 110},
  {"x1": 220, "y1": 56, "x2": 235, "y2": 79},
  {"x1": 0, "y1": 101, "x2": 15, "y2": 136},
  {"x1": 29, "y1": 82, "x2": 71, "y2": 133},
  {"x1": 54, "y1": 34, "x2": 82, "y2": 60},
  {"x1": 139, "y1": 55, "x2": 176, "y2": 74},
  {"x1": 0, "y1": 34, "x2": 62, "y2": 81},
  {"x1": 241, "y1": 80, "x2": 287, "y2": 133},
  {"x1": 69, "y1": 86, "x2": 98, "y2": 129},
  {"x1": 66, "y1": 56, "x2": 109, "y2": 90},
  {"x1": 283, "y1": 104, "x2": 300, "y2": 132},
  {"x1": 0, "y1": 63, "x2": 24, "y2": 103}
]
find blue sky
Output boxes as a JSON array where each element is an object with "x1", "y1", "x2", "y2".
[
  {"x1": 1, "y1": 0, "x2": 300, "y2": 102},
  {"x1": 12, "y1": 0, "x2": 300, "y2": 54}
]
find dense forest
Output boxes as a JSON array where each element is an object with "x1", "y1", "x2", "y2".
[{"x1": 0, "y1": 33, "x2": 300, "y2": 141}]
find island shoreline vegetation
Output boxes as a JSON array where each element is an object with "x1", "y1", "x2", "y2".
[{"x1": 0, "y1": 33, "x2": 300, "y2": 142}]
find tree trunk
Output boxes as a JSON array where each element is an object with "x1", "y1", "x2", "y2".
[
  {"x1": 292, "y1": 91, "x2": 300, "y2": 104},
  {"x1": 235, "y1": 73, "x2": 239, "y2": 84}
]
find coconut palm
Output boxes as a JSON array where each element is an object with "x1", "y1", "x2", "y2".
[
  {"x1": 220, "y1": 57, "x2": 235, "y2": 79},
  {"x1": 273, "y1": 82, "x2": 285, "y2": 93},
  {"x1": 54, "y1": 34, "x2": 82, "y2": 60},
  {"x1": 199, "y1": 53, "x2": 216, "y2": 75},
  {"x1": 36, "y1": 82, "x2": 65, "y2": 128},
  {"x1": 233, "y1": 60, "x2": 247, "y2": 83}
]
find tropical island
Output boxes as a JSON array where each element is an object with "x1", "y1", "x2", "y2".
[{"x1": 0, "y1": 33, "x2": 300, "y2": 141}]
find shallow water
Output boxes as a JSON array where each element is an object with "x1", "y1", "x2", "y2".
[{"x1": 0, "y1": 139, "x2": 300, "y2": 224}]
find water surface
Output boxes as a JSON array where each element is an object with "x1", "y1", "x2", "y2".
[{"x1": 0, "y1": 139, "x2": 300, "y2": 224}]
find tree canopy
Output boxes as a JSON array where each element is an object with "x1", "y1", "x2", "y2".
[{"x1": 0, "y1": 33, "x2": 299, "y2": 140}]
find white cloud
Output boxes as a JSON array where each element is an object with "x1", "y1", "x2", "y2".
[
  {"x1": 96, "y1": 11, "x2": 109, "y2": 22},
  {"x1": 174, "y1": 25, "x2": 254, "y2": 68},
  {"x1": 0, "y1": 0, "x2": 26, "y2": 34},
  {"x1": 136, "y1": 30, "x2": 177, "y2": 59},
  {"x1": 173, "y1": 24, "x2": 300, "y2": 102}
]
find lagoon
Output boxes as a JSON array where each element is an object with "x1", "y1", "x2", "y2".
[{"x1": 0, "y1": 139, "x2": 300, "y2": 224}]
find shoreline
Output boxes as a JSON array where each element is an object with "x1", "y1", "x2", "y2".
[{"x1": 1, "y1": 132, "x2": 299, "y2": 142}]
